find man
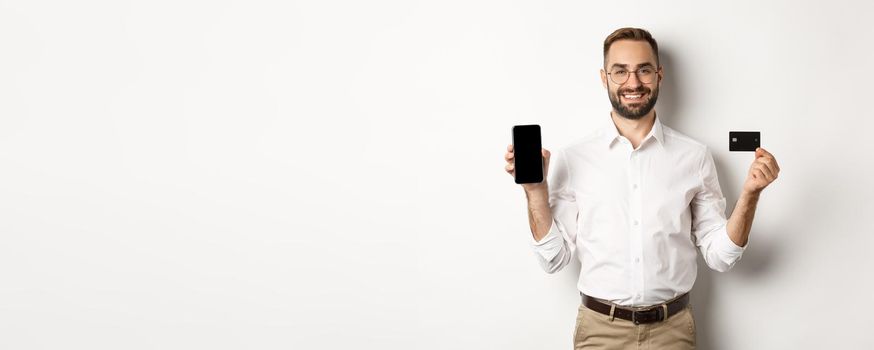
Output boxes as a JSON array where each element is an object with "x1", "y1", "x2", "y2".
[{"x1": 503, "y1": 27, "x2": 780, "y2": 349}]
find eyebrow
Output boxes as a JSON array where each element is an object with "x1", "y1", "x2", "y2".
[{"x1": 609, "y1": 63, "x2": 656, "y2": 70}]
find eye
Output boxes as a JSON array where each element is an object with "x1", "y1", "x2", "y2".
[
  {"x1": 612, "y1": 70, "x2": 628, "y2": 75},
  {"x1": 639, "y1": 68, "x2": 654, "y2": 75}
]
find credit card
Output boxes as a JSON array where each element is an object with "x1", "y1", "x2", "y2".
[{"x1": 729, "y1": 131, "x2": 760, "y2": 152}]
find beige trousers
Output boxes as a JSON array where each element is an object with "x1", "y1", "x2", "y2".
[{"x1": 573, "y1": 303, "x2": 696, "y2": 349}]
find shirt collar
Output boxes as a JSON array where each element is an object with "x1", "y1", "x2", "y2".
[{"x1": 602, "y1": 111, "x2": 665, "y2": 149}]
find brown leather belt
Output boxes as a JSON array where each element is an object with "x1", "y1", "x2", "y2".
[{"x1": 581, "y1": 292, "x2": 690, "y2": 325}]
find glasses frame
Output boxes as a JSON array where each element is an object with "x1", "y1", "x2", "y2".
[{"x1": 606, "y1": 66, "x2": 660, "y2": 85}]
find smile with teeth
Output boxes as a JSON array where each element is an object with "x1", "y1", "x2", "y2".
[{"x1": 622, "y1": 92, "x2": 646, "y2": 100}]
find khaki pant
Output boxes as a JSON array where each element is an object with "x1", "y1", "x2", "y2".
[{"x1": 573, "y1": 303, "x2": 696, "y2": 349}]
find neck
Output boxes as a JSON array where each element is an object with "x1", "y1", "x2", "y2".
[{"x1": 610, "y1": 109, "x2": 656, "y2": 149}]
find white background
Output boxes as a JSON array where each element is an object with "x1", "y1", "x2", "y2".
[{"x1": 1, "y1": 0, "x2": 873, "y2": 349}]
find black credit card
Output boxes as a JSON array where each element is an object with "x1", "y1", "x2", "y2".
[
  {"x1": 729, "y1": 131, "x2": 760, "y2": 152},
  {"x1": 512, "y1": 124, "x2": 543, "y2": 184}
]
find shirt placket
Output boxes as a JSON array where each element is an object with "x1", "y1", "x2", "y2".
[{"x1": 628, "y1": 146, "x2": 645, "y2": 305}]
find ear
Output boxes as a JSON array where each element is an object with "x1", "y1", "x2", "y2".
[
  {"x1": 600, "y1": 69, "x2": 608, "y2": 89},
  {"x1": 657, "y1": 66, "x2": 664, "y2": 85}
]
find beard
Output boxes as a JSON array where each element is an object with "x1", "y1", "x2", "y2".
[{"x1": 608, "y1": 85, "x2": 659, "y2": 120}]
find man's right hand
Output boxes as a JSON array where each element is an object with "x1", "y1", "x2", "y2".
[
  {"x1": 505, "y1": 144, "x2": 554, "y2": 242},
  {"x1": 504, "y1": 144, "x2": 551, "y2": 193}
]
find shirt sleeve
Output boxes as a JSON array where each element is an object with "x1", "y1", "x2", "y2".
[
  {"x1": 691, "y1": 146, "x2": 747, "y2": 272},
  {"x1": 529, "y1": 147, "x2": 579, "y2": 274}
]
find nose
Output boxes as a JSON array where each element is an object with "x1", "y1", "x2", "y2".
[{"x1": 624, "y1": 71, "x2": 643, "y2": 88}]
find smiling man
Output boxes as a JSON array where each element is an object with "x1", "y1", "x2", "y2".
[{"x1": 503, "y1": 27, "x2": 780, "y2": 349}]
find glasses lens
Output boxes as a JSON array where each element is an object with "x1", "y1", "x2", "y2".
[
  {"x1": 609, "y1": 68, "x2": 657, "y2": 84},
  {"x1": 637, "y1": 68, "x2": 655, "y2": 83},
  {"x1": 610, "y1": 69, "x2": 628, "y2": 84}
]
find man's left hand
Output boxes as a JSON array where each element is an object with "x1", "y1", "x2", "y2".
[{"x1": 743, "y1": 147, "x2": 780, "y2": 195}]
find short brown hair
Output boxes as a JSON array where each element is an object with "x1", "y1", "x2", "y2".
[{"x1": 603, "y1": 27, "x2": 659, "y2": 67}]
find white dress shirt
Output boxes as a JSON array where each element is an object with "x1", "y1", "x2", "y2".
[{"x1": 530, "y1": 113, "x2": 746, "y2": 307}]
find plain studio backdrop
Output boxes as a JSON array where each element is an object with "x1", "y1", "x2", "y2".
[{"x1": 1, "y1": 0, "x2": 873, "y2": 349}]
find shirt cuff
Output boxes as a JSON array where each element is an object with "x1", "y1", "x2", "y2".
[
  {"x1": 713, "y1": 224, "x2": 747, "y2": 259},
  {"x1": 530, "y1": 218, "x2": 564, "y2": 261}
]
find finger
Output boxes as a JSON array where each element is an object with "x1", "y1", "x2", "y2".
[
  {"x1": 752, "y1": 168, "x2": 768, "y2": 182},
  {"x1": 758, "y1": 148, "x2": 780, "y2": 172},
  {"x1": 753, "y1": 163, "x2": 773, "y2": 181},
  {"x1": 756, "y1": 157, "x2": 778, "y2": 178},
  {"x1": 507, "y1": 144, "x2": 514, "y2": 152},
  {"x1": 754, "y1": 164, "x2": 775, "y2": 182},
  {"x1": 757, "y1": 147, "x2": 774, "y2": 160},
  {"x1": 505, "y1": 152, "x2": 514, "y2": 161},
  {"x1": 505, "y1": 163, "x2": 515, "y2": 173}
]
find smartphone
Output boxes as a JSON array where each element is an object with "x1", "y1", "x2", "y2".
[
  {"x1": 512, "y1": 124, "x2": 543, "y2": 184},
  {"x1": 729, "y1": 131, "x2": 761, "y2": 152}
]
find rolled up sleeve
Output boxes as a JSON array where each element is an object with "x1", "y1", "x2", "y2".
[
  {"x1": 691, "y1": 147, "x2": 746, "y2": 272},
  {"x1": 529, "y1": 148, "x2": 579, "y2": 274}
]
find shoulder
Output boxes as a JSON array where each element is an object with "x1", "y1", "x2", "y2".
[
  {"x1": 662, "y1": 124, "x2": 714, "y2": 156},
  {"x1": 661, "y1": 124, "x2": 715, "y2": 171},
  {"x1": 662, "y1": 125, "x2": 707, "y2": 152}
]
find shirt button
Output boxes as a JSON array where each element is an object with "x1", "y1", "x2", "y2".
[
  {"x1": 632, "y1": 184, "x2": 638, "y2": 190},
  {"x1": 633, "y1": 220, "x2": 639, "y2": 226},
  {"x1": 636, "y1": 294, "x2": 642, "y2": 299},
  {"x1": 635, "y1": 257, "x2": 640, "y2": 263}
]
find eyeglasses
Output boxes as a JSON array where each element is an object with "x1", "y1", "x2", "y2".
[{"x1": 606, "y1": 66, "x2": 658, "y2": 85}]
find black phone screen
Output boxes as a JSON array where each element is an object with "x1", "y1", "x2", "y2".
[{"x1": 512, "y1": 124, "x2": 543, "y2": 184}]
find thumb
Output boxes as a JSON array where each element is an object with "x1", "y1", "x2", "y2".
[
  {"x1": 755, "y1": 147, "x2": 764, "y2": 158},
  {"x1": 542, "y1": 148, "x2": 551, "y2": 172}
]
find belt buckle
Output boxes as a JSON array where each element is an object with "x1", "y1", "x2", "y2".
[{"x1": 632, "y1": 307, "x2": 663, "y2": 325}]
